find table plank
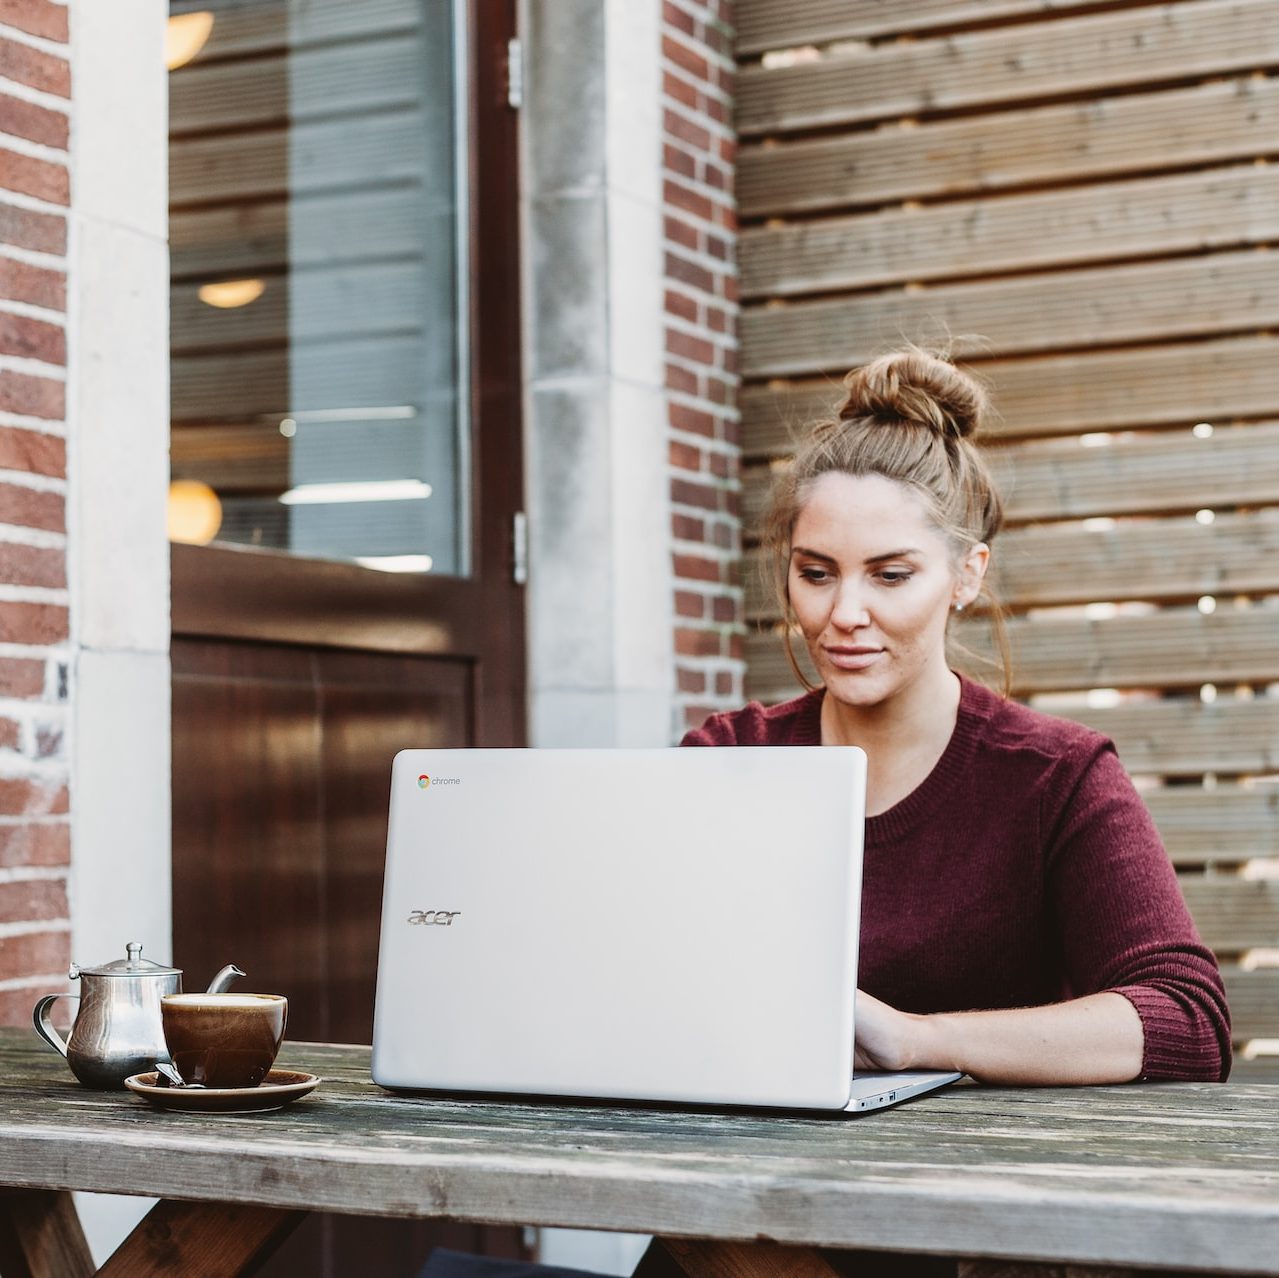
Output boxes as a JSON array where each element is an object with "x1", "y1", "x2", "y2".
[{"x1": 2, "y1": 1034, "x2": 1277, "y2": 1275}]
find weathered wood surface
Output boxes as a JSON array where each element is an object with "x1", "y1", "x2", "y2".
[
  {"x1": 741, "y1": 166, "x2": 1279, "y2": 299},
  {"x1": 737, "y1": 0, "x2": 1279, "y2": 135},
  {"x1": 747, "y1": 608, "x2": 1279, "y2": 700},
  {"x1": 741, "y1": 339, "x2": 1279, "y2": 452},
  {"x1": 0, "y1": 1033, "x2": 1276, "y2": 1274},
  {"x1": 744, "y1": 511, "x2": 1279, "y2": 613},
  {"x1": 736, "y1": 0, "x2": 1108, "y2": 55},
  {"x1": 739, "y1": 75, "x2": 1279, "y2": 218},
  {"x1": 741, "y1": 249, "x2": 1279, "y2": 379}
]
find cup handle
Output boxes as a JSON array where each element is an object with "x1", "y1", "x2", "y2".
[{"x1": 32, "y1": 993, "x2": 78, "y2": 1058}]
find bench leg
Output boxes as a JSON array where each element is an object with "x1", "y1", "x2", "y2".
[
  {"x1": 95, "y1": 1199, "x2": 305, "y2": 1278},
  {"x1": 635, "y1": 1237, "x2": 841, "y2": 1278},
  {"x1": 0, "y1": 1188, "x2": 96, "y2": 1278}
]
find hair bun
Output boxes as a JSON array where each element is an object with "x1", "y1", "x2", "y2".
[{"x1": 838, "y1": 350, "x2": 987, "y2": 441}]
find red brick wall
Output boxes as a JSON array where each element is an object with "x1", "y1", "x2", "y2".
[
  {"x1": 662, "y1": 0, "x2": 742, "y2": 737},
  {"x1": 0, "y1": 0, "x2": 72, "y2": 1024}
]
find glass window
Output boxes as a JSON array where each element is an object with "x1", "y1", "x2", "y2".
[{"x1": 167, "y1": 0, "x2": 469, "y2": 576}]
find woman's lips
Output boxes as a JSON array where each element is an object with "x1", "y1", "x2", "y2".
[{"x1": 822, "y1": 646, "x2": 884, "y2": 671}]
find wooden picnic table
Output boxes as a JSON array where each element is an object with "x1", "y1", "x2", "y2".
[{"x1": 0, "y1": 1027, "x2": 1276, "y2": 1277}]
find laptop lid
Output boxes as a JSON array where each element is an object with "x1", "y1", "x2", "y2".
[{"x1": 372, "y1": 746, "x2": 866, "y2": 1110}]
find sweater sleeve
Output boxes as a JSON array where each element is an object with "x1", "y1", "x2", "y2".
[{"x1": 1044, "y1": 742, "x2": 1232, "y2": 1082}]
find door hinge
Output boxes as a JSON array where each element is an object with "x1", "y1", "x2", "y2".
[
  {"x1": 512, "y1": 511, "x2": 528, "y2": 585},
  {"x1": 505, "y1": 37, "x2": 524, "y2": 110}
]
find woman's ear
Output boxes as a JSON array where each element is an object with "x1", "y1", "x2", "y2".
[{"x1": 956, "y1": 541, "x2": 990, "y2": 609}]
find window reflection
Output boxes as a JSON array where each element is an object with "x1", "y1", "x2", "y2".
[{"x1": 167, "y1": 0, "x2": 467, "y2": 574}]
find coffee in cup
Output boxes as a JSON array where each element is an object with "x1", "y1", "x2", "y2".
[{"x1": 161, "y1": 992, "x2": 287, "y2": 1089}]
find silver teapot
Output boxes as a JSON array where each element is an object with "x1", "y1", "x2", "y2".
[{"x1": 32, "y1": 941, "x2": 244, "y2": 1089}]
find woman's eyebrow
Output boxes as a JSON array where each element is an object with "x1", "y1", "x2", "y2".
[
  {"x1": 790, "y1": 545, "x2": 836, "y2": 562},
  {"x1": 864, "y1": 548, "x2": 920, "y2": 564}
]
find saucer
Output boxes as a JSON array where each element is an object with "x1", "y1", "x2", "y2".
[{"x1": 124, "y1": 1069, "x2": 321, "y2": 1114}]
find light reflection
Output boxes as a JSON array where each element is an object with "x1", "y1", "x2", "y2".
[
  {"x1": 198, "y1": 279, "x2": 266, "y2": 309},
  {"x1": 278, "y1": 479, "x2": 432, "y2": 506},
  {"x1": 166, "y1": 12, "x2": 214, "y2": 70},
  {"x1": 355, "y1": 555, "x2": 434, "y2": 573}
]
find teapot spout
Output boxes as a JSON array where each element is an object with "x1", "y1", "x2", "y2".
[{"x1": 205, "y1": 964, "x2": 246, "y2": 993}]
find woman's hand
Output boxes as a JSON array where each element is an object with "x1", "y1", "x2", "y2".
[{"x1": 853, "y1": 988, "x2": 933, "y2": 1072}]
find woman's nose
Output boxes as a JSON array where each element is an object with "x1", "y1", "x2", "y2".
[{"x1": 829, "y1": 582, "x2": 870, "y2": 630}]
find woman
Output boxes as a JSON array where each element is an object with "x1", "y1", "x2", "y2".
[{"x1": 682, "y1": 349, "x2": 1230, "y2": 1085}]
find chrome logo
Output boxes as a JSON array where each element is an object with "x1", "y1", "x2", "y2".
[{"x1": 418, "y1": 774, "x2": 430, "y2": 790}]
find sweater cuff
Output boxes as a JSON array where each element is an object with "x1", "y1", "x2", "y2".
[{"x1": 1112, "y1": 984, "x2": 1230, "y2": 1082}]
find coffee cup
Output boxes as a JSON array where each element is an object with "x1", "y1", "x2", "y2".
[{"x1": 161, "y1": 992, "x2": 288, "y2": 1089}]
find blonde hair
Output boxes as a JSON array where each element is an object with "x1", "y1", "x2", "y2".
[{"x1": 762, "y1": 349, "x2": 1011, "y2": 694}]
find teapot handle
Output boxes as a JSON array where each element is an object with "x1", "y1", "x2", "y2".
[{"x1": 32, "y1": 993, "x2": 79, "y2": 1058}]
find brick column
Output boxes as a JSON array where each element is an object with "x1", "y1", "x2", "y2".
[
  {"x1": 0, "y1": 0, "x2": 72, "y2": 1023},
  {"x1": 661, "y1": 0, "x2": 742, "y2": 735}
]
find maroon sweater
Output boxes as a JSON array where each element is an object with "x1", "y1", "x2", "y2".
[{"x1": 682, "y1": 677, "x2": 1231, "y2": 1082}]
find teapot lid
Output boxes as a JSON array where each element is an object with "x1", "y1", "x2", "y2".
[{"x1": 74, "y1": 941, "x2": 181, "y2": 978}]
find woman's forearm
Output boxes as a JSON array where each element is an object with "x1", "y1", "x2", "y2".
[
  {"x1": 856, "y1": 988, "x2": 1146, "y2": 1085},
  {"x1": 916, "y1": 991, "x2": 1144, "y2": 1085}
]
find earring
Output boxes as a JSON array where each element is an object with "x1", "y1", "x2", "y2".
[{"x1": 953, "y1": 601, "x2": 965, "y2": 613}]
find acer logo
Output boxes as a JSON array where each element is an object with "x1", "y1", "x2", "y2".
[{"x1": 407, "y1": 910, "x2": 461, "y2": 926}]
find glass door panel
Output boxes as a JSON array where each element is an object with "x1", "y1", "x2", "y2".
[{"x1": 168, "y1": 0, "x2": 469, "y2": 576}]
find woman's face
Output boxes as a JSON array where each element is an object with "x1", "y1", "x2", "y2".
[{"x1": 787, "y1": 472, "x2": 986, "y2": 711}]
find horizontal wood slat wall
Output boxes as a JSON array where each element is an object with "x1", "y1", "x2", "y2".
[{"x1": 737, "y1": 0, "x2": 1279, "y2": 1074}]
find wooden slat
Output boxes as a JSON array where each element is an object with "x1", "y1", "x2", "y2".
[
  {"x1": 736, "y1": 0, "x2": 1114, "y2": 55},
  {"x1": 742, "y1": 424, "x2": 1279, "y2": 532},
  {"x1": 170, "y1": 39, "x2": 420, "y2": 134},
  {"x1": 172, "y1": 336, "x2": 423, "y2": 419},
  {"x1": 1221, "y1": 966, "x2": 1279, "y2": 1039},
  {"x1": 1226, "y1": 1054, "x2": 1279, "y2": 1080},
  {"x1": 171, "y1": 190, "x2": 422, "y2": 277},
  {"x1": 993, "y1": 423, "x2": 1279, "y2": 523},
  {"x1": 1180, "y1": 878, "x2": 1279, "y2": 951},
  {"x1": 171, "y1": 425, "x2": 289, "y2": 492},
  {"x1": 741, "y1": 165, "x2": 1279, "y2": 298},
  {"x1": 741, "y1": 248, "x2": 1279, "y2": 379},
  {"x1": 170, "y1": 113, "x2": 424, "y2": 206},
  {"x1": 991, "y1": 513, "x2": 1279, "y2": 608},
  {"x1": 739, "y1": 75, "x2": 1279, "y2": 218},
  {"x1": 170, "y1": 0, "x2": 417, "y2": 62},
  {"x1": 745, "y1": 606, "x2": 1279, "y2": 700},
  {"x1": 171, "y1": 262, "x2": 422, "y2": 351},
  {"x1": 1146, "y1": 787, "x2": 1279, "y2": 863},
  {"x1": 737, "y1": 0, "x2": 1279, "y2": 136},
  {"x1": 1061, "y1": 698, "x2": 1279, "y2": 777},
  {"x1": 743, "y1": 511, "x2": 1279, "y2": 615},
  {"x1": 741, "y1": 337, "x2": 1279, "y2": 453}
]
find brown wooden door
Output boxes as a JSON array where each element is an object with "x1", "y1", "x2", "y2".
[{"x1": 169, "y1": 2, "x2": 527, "y2": 1271}]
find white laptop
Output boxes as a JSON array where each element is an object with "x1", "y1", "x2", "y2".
[{"x1": 371, "y1": 747, "x2": 961, "y2": 1114}]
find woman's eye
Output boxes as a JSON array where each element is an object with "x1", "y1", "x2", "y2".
[
  {"x1": 797, "y1": 567, "x2": 831, "y2": 583},
  {"x1": 877, "y1": 570, "x2": 913, "y2": 585}
]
